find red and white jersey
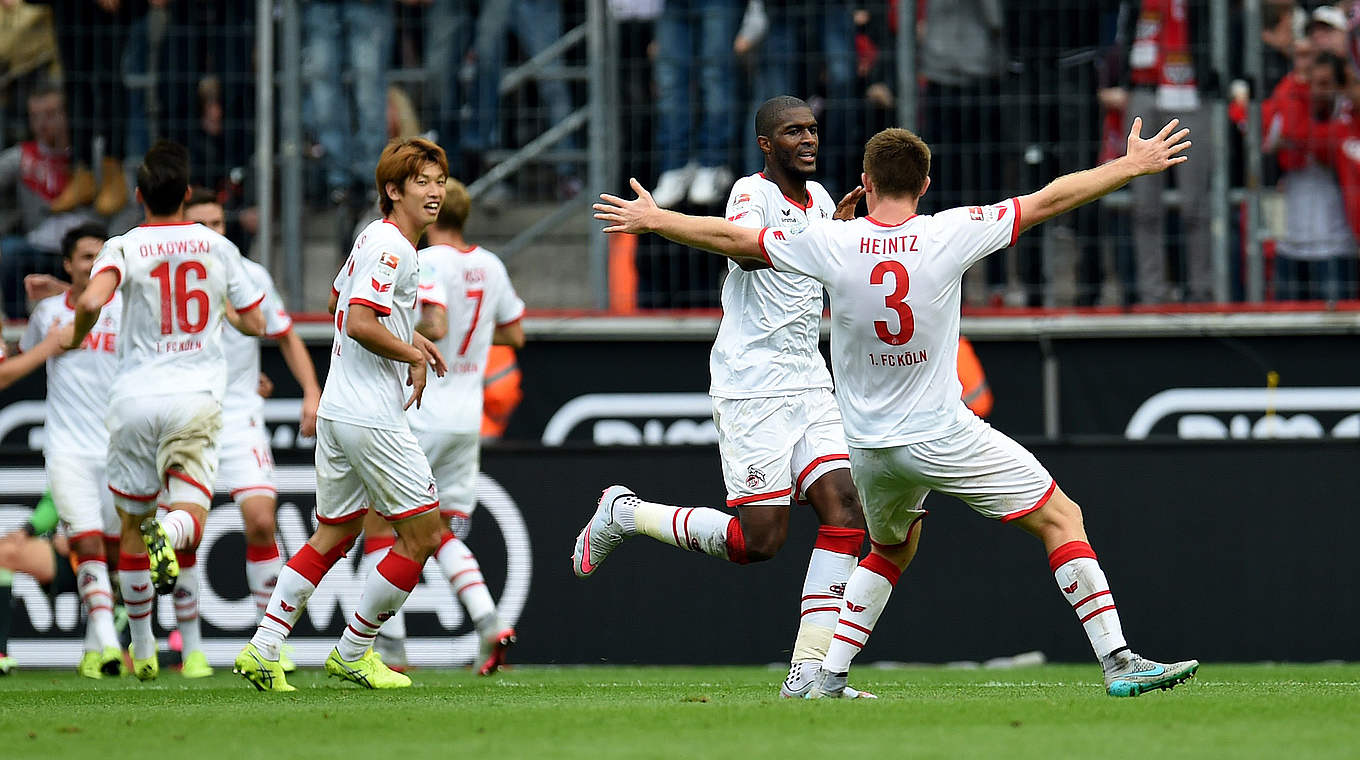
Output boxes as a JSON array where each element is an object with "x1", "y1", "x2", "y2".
[
  {"x1": 20, "y1": 292, "x2": 122, "y2": 456},
  {"x1": 759, "y1": 199, "x2": 1021, "y2": 447},
  {"x1": 222, "y1": 258, "x2": 294, "y2": 425},
  {"x1": 319, "y1": 218, "x2": 421, "y2": 432},
  {"x1": 710, "y1": 172, "x2": 836, "y2": 398},
  {"x1": 407, "y1": 243, "x2": 524, "y2": 434},
  {"x1": 92, "y1": 222, "x2": 264, "y2": 403}
]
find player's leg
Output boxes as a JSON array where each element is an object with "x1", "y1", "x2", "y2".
[
  {"x1": 781, "y1": 392, "x2": 869, "y2": 695},
  {"x1": 572, "y1": 396, "x2": 790, "y2": 576},
  {"x1": 358, "y1": 510, "x2": 408, "y2": 670},
  {"x1": 809, "y1": 445, "x2": 926, "y2": 699},
  {"x1": 237, "y1": 418, "x2": 365, "y2": 691},
  {"x1": 323, "y1": 423, "x2": 439, "y2": 688},
  {"x1": 1008, "y1": 486, "x2": 1198, "y2": 696},
  {"x1": 48, "y1": 454, "x2": 123, "y2": 674},
  {"x1": 139, "y1": 393, "x2": 223, "y2": 591}
]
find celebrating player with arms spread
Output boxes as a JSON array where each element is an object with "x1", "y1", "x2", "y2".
[
  {"x1": 594, "y1": 117, "x2": 1199, "y2": 698},
  {"x1": 235, "y1": 138, "x2": 448, "y2": 692},
  {"x1": 66, "y1": 140, "x2": 268, "y2": 681},
  {"x1": 574, "y1": 96, "x2": 874, "y2": 698}
]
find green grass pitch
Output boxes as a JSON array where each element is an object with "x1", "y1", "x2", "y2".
[{"x1": 1, "y1": 664, "x2": 1357, "y2": 759}]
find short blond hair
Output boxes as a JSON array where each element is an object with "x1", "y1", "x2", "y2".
[
  {"x1": 375, "y1": 137, "x2": 448, "y2": 216},
  {"x1": 435, "y1": 178, "x2": 471, "y2": 232},
  {"x1": 863, "y1": 128, "x2": 931, "y2": 199}
]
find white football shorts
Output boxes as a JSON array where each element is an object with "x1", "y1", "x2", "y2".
[
  {"x1": 414, "y1": 429, "x2": 479, "y2": 518},
  {"x1": 45, "y1": 452, "x2": 118, "y2": 539},
  {"x1": 105, "y1": 392, "x2": 222, "y2": 515},
  {"x1": 314, "y1": 417, "x2": 439, "y2": 525},
  {"x1": 848, "y1": 414, "x2": 1056, "y2": 548},
  {"x1": 713, "y1": 388, "x2": 851, "y2": 508},
  {"x1": 218, "y1": 413, "x2": 277, "y2": 503}
]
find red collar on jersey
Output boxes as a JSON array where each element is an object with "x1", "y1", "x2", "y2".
[
  {"x1": 865, "y1": 214, "x2": 918, "y2": 227},
  {"x1": 758, "y1": 172, "x2": 812, "y2": 211}
]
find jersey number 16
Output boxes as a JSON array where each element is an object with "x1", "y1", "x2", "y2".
[{"x1": 150, "y1": 261, "x2": 209, "y2": 335}]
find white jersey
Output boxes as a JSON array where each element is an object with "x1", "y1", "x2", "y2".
[
  {"x1": 92, "y1": 222, "x2": 264, "y2": 403},
  {"x1": 759, "y1": 199, "x2": 1021, "y2": 447},
  {"x1": 407, "y1": 243, "x2": 524, "y2": 434},
  {"x1": 222, "y1": 258, "x2": 294, "y2": 425},
  {"x1": 318, "y1": 218, "x2": 421, "y2": 432},
  {"x1": 21, "y1": 292, "x2": 122, "y2": 456},
  {"x1": 710, "y1": 172, "x2": 836, "y2": 398}
]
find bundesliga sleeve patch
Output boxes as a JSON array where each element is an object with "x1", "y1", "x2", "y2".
[
  {"x1": 379, "y1": 252, "x2": 400, "y2": 270},
  {"x1": 968, "y1": 205, "x2": 1009, "y2": 223}
]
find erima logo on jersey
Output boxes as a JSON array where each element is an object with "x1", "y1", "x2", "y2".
[
  {"x1": 772, "y1": 230, "x2": 787, "y2": 241},
  {"x1": 1063, "y1": 581, "x2": 1080, "y2": 594},
  {"x1": 371, "y1": 278, "x2": 392, "y2": 293},
  {"x1": 728, "y1": 211, "x2": 749, "y2": 222}
]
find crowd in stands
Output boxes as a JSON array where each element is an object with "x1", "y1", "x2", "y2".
[{"x1": 4, "y1": 1, "x2": 1360, "y2": 319}]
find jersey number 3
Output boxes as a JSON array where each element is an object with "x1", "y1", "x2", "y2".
[
  {"x1": 150, "y1": 261, "x2": 209, "y2": 335},
  {"x1": 870, "y1": 260, "x2": 914, "y2": 345}
]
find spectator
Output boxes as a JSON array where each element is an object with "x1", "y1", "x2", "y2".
[
  {"x1": 1307, "y1": 4, "x2": 1349, "y2": 59},
  {"x1": 607, "y1": 0, "x2": 663, "y2": 187},
  {"x1": 1103, "y1": 0, "x2": 1218, "y2": 303},
  {"x1": 1264, "y1": 48, "x2": 1354, "y2": 301},
  {"x1": 649, "y1": 0, "x2": 741, "y2": 207},
  {"x1": 35, "y1": 0, "x2": 137, "y2": 218},
  {"x1": 301, "y1": 0, "x2": 393, "y2": 208},
  {"x1": 919, "y1": 0, "x2": 1012, "y2": 306},
  {"x1": 458, "y1": 0, "x2": 583, "y2": 201},
  {"x1": 0, "y1": 0, "x2": 60, "y2": 144},
  {"x1": 0, "y1": 81, "x2": 97, "y2": 316}
]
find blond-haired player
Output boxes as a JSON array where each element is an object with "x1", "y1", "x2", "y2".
[{"x1": 592, "y1": 118, "x2": 1200, "y2": 698}]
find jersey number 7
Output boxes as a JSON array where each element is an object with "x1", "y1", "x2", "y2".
[
  {"x1": 150, "y1": 261, "x2": 209, "y2": 335},
  {"x1": 870, "y1": 260, "x2": 914, "y2": 346},
  {"x1": 457, "y1": 289, "x2": 484, "y2": 356}
]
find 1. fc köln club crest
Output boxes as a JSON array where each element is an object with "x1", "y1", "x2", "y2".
[{"x1": 746, "y1": 465, "x2": 766, "y2": 490}]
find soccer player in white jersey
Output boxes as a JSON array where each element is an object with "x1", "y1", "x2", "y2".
[
  {"x1": 65, "y1": 140, "x2": 268, "y2": 681},
  {"x1": 170, "y1": 191, "x2": 322, "y2": 678},
  {"x1": 593, "y1": 118, "x2": 1200, "y2": 698},
  {"x1": 574, "y1": 97, "x2": 873, "y2": 697},
  {"x1": 235, "y1": 138, "x2": 449, "y2": 692},
  {"x1": 15, "y1": 224, "x2": 126, "y2": 678}
]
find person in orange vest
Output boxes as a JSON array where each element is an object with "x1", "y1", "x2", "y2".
[
  {"x1": 481, "y1": 345, "x2": 523, "y2": 440},
  {"x1": 958, "y1": 335, "x2": 992, "y2": 418}
]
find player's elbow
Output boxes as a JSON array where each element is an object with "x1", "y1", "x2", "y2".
[{"x1": 418, "y1": 321, "x2": 447, "y2": 342}]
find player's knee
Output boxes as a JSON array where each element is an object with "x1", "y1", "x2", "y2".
[
  {"x1": 242, "y1": 512, "x2": 276, "y2": 545},
  {"x1": 744, "y1": 527, "x2": 787, "y2": 563},
  {"x1": 825, "y1": 487, "x2": 867, "y2": 530}
]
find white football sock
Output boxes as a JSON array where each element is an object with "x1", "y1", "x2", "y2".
[
  {"x1": 173, "y1": 552, "x2": 202, "y2": 655},
  {"x1": 336, "y1": 551, "x2": 421, "y2": 661},
  {"x1": 76, "y1": 558, "x2": 119, "y2": 651},
  {"x1": 252, "y1": 542, "x2": 345, "y2": 660},
  {"x1": 822, "y1": 554, "x2": 901, "y2": 674},
  {"x1": 1049, "y1": 541, "x2": 1128, "y2": 661},
  {"x1": 435, "y1": 534, "x2": 500, "y2": 631},
  {"x1": 630, "y1": 496, "x2": 746, "y2": 563},
  {"x1": 161, "y1": 510, "x2": 200, "y2": 550},
  {"x1": 119, "y1": 552, "x2": 156, "y2": 659},
  {"x1": 791, "y1": 527, "x2": 863, "y2": 663},
  {"x1": 244, "y1": 543, "x2": 283, "y2": 625}
]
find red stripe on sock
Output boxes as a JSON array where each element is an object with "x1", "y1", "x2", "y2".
[
  {"x1": 88, "y1": 605, "x2": 112, "y2": 614},
  {"x1": 175, "y1": 550, "x2": 197, "y2": 568},
  {"x1": 177, "y1": 614, "x2": 199, "y2": 622},
  {"x1": 119, "y1": 552, "x2": 150, "y2": 572},
  {"x1": 128, "y1": 610, "x2": 153, "y2": 619},
  {"x1": 833, "y1": 634, "x2": 865, "y2": 649},
  {"x1": 364, "y1": 535, "x2": 396, "y2": 554},
  {"x1": 74, "y1": 554, "x2": 106, "y2": 566},
  {"x1": 287, "y1": 544, "x2": 336, "y2": 586},
  {"x1": 124, "y1": 595, "x2": 154, "y2": 606},
  {"x1": 1079, "y1": 604, "x2": 1118, "y2": 624},
  {"x1": 457, "y1": 581, "x2": 487, "y2": 593},
  {"x1": 1072, "y1": 590, "x2": 1112, "y2": 609},
  {"x1": 346, "y1": 624, "x2": 377, "y2": 639},
  {"x1": 814, "y1": 526, "x2": 865, "y2": 556},
  {"x1": 671, "y1": 508, "x2": 682, "y2": 546},
  {"x1": 802, "y1": 594, "x2": 840, "y2": 601},
  {"x1": 377, "y1": 551, "x2": 422, "y2": 592},
  {"x1": 859, "y1": 553, "x2": 902, "y2": 585},
  {"x1": 354, "y1": 612, "x2": 381, "y2": 629},
  {"x1": 725, "y1": 517, "x2": 748, "y2": 565},
  {"x1": 801, "y1": 606, "x2": 841, "y2": 616},
  {"x1": 682, "y1": 508, "x2": 694, "y2": 547},
  {"x1": 245, "y1": 544, "x2": 281, "y2": 562},
  {"x1": 264, "y1": 613, "x2": 293, "y2": 631},
  {"x1": 449, "y1": 568, "x2": 480, "y2": 582},
  {"x1": 1048, "y1": 540, "x2": 1098, "y2": 573},
  {"x1": 840, "y1": 619, "x2": 873, "y2": 636}
]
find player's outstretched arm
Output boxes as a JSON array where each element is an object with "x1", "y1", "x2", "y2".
[
  {"x1": 595, "y1": 178, "x2": 765, "y2": 264},
  {"x1": 225, "y1": 300, "x2": 267, "y2": 337},
  {"x1": 1017, "y1": 116, "x2": 1190, "y2": 234},
  {"x1": 0, "y1": 323, "x2": 71, "y2": 390}
]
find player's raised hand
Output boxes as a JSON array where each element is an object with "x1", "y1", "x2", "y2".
[
  {"x1": 52, "y1": 321, "x2": 77, "y2": 352},
  {"x1": 595, "y1": 178, "x2": 662, "y2": 234},
  {"x1": 834, "y1": 186, "x2": 865, "y2": 220},
  {"x1": 1124, "y1": 116, "x2": 1191, "y2": 177}
]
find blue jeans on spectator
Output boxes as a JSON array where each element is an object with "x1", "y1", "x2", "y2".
[
  {"x1": 462, "y1": 0, "x2": 578, "y2": 179},
  {"x1": 424, "y1": 0, "x2": 473, "y2": 169},
  {"x1": 746, "y1": 2, "x2": 855, "y2": 180},
  {"x1": 654, "y1": 0, "x2": 740, "y2": 173},
  {"x1": 302, "y1": 0, "x2": 393, "y2": 197},
  {"x1": 1274, "y1": 256, "x2": 1356, "y2": 302}
]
